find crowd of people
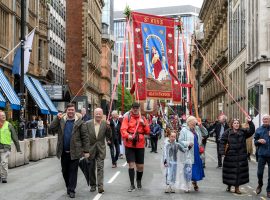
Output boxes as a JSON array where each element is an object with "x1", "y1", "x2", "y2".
[{"x1": 1, "y1": 103, "x2": 270, "y2": 199}]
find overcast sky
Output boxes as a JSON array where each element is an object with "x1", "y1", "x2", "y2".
[{"x1": 114, "y1": 0, "x2": 204, "y2": 11}]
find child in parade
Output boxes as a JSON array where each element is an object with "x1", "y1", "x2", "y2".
[{"x1": 163, "y1": 131, "x2": 186, "y2": 193}]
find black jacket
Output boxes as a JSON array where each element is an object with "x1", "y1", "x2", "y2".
[
  {"x1": 210, "y1": 122, "x2": 229, "y2": 143},
  {"x1": 110, "y1": 119, "x2": 122, "y2": 144},
  {"x1": 219, "y1": 121, "x2": 255, "y2": 186}
]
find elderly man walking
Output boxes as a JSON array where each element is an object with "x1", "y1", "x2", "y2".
[
  {"x1": 86, "y1": 108, "x2": 112, "y2": 194},
  {"x1": 0, "y1": 110, "x2": 21, "y2": 183},
  {"x1": 254, "y1": 114, "x2": 270, "y2": 197},
  {"x1": 50, "y1": 103, "x2": 90, "y2": 198}
]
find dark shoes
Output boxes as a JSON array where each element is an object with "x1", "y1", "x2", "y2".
[
  {"x1": 137, "y1": 180, "x2": 142, "y2": 190},
  {"x1": 98, "y1": 188, "x2": 104, "y2": 194},
  {"x1": 69, "y1": 192, "x2": 75, "y2": 198},
  {"x1": 154, "y1": 151, "x2": 158, "y2": 153},
  {"x1": 128, "y1": 185, "x2": 136, "y2": 192},
  {"x1": 2, "y1": 179, "x2": 7, "y2": 183},
  {"x1": 256, "y1": 185, "x2": 262, "y2": 194},
  {"x1": 112, "y1": 164, "x2": 117, "y2": 168},
  {"x1": 267, "y1": 192, "x2": 270, "y2": 198},
  {"x1": 192, "y1": 181, "x2": 199, "y2": 191},
  {"x1": 90, "y1": 186, "x2": 96, "y2": 192},
  {"x1": 226, "y1": 186, "x2": 231, "y2": 192},
  {"x1": 235, "y1": 187, "x2": 241, "y2": 194}
]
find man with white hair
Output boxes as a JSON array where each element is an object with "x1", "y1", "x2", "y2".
[
  {"x1": 210, "y1": 114, "x2": 229, "y2": 168},
  {"x1": 109, "y1": 110, "x2": 121, "y2": 168},
  {"x1": 254, "y1": 114, "x2": 270, "y2": 197},
  {"x1": 85, "y1": 108, "x2": 112, "y2": 194}
]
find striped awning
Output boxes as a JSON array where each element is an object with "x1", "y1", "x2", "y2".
[
  {"x1": 0, "y1": 69, "x2": 21, "y2": 110},
  {"x1": 29, "y1": 76, "x2": 58, "y2": 115},
  {"x1": 0, "y1": 92, "x2": 6, "y2": 108},
  {"x1": 24, "y1": 76, "x2": 50, "y2": 114}
]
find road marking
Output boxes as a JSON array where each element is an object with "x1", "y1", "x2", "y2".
[
  {"x1": 93, "y1": 193, "x2": 102, "y2": 200},
  {"x1": 122, "y1": 162, "x2": 127, "y2": 167},
  {"x1": 205, "y1": 151, "x2": 218, "y2": 162},
  {"x1": 107, "y1": 171, "x2": 120, "y2": 183},
  {"x1": 247, "y1": 185, "x2": 252, "y2": 189}
]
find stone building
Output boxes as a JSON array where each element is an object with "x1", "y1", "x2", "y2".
[
  {"x1": 198, "y1": 0, "x2": 228, "y2": 121},
  {"x1": 66, "y1": 0, "x2": 104, "y2": 115},
  {"x1": 246, "y1": 0, "x2": 270, "y2": 122},
  {"x1": 0, "y1": 0, "x2": 51, "y2": 117},
  {"x1": 227, "y1": 0, "x2": 247, "y2": 121}
]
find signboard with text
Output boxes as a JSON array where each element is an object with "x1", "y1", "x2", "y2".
[{"x1": 43, "y1": 85, "x2": 63, "y2": 100}]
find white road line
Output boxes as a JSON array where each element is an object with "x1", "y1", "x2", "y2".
[
  {"x1": 247, "y1": 185, "x2": 253, "y2": 189},
  {"x1": 122, "y1": 162, "x2": 127, "y2": 167},
  {"x1": 107, "y1": 171, "x2": 121, "y2": 183},
  {"x1": 205, "y1": 151, "x2": 218, "y2": 162},
  {"x1": 93, "y1": 193, "x2": 102, "y2": 200}
]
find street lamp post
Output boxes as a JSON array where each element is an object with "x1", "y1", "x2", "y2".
[{"x1": 19, "y1": 0, "x2": 26, "y2": 140}]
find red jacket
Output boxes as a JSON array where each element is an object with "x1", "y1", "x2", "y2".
[{"x1": 120, "y1": 112, "x2": 150, "y2": 148}]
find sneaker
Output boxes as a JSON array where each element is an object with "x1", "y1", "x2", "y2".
[
  {"x1": 170, "y1": 186, "x2": 175, "y2": 193},
  {"x1": 98, "y1": 188, "x2": 104, "y2": 194},
  {"x1": 137, "y1": 180, "x2": 142, "y2": 190},
  {"x1": 165, "y1": 185, "x2": 170, "y2": 193},
  {"x1": 90, "y1": 186, "x2": 96, "y2": 192},
  {"x1": 128, "y1": 185, "x2": 136, "y2": 192}
]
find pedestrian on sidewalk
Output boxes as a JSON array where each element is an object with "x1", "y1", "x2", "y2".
[
  {"x1": 86, "y1": 108, "x2": 112, "y2": 194},
  {"x1": 37, "y1": 116, "x2": 44, "y2": 138},
  {"x1": 50, "y1": 103, "x2": 90, "y2": 198},
  {"x1": 150, "y1": 117, "x2": 161, "y2": 153},
  {"x1": 163, "y1": 131, "x2": 186, "y2": 193},
  {"x1": 0, "y1": 110, "x2": 21, "y2": 183},
  {"x1": 254, "y1": 114, "x2": 270, "y2": 197},
  {"x1": 219, "y1": 117, "x2": 255, "y2": 194},
  {"x1": 179, "y1": 116, "x2": 208, "y2": 192},
  {"x1": 210, "y1": 114, "x2": 229, "y2": 168},
  {"x1": 29, "y1": 115, "x2": 38, "y2": 139},
  {"x1": 109, "y1": 110, "x2": 121, "y2": 168},
  {"x1": 120, "y1": 102, "x2": 150, "y2": 192}
]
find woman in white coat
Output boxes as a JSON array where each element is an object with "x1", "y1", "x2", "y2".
[{"x1": 179, "y1": 116, "x2": 208, "y2": 192}]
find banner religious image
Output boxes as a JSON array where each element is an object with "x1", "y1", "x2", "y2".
[{"x1": 132, "y1": 12, "x2": 181, "y2": 102}]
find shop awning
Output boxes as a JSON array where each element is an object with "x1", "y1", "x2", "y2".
[
  {"x1": 24, "y1": 76, "x2": 50, "y2": 114},
  {"x1": 0, "y1": 93, "x2": 6, "y2": 108},
  {"x1": 29, "y1": 76, "x2": 58, "y2": 115},
  {"x1": 0, "y1": 69, "x2": 21, "y2": 110}
]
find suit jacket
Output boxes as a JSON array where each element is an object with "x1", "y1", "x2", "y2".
[
  {"x1": 86, "y1": 120, "x2": 112, "y2": 160},
  {"x1": 211, "y1": 122, "x2": 229, "y2": 143},
  {"x1": 110, "y1": 119, "x2": 121, "y2": 143},
  {"x1": 50, "y1": 113, "x2": 89, "y2": 160}
]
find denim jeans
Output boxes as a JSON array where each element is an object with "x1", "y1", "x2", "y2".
[
  {"x1": 257, "y1": 156, "x2": 270, "y2": 192},
  {"x1": 32, "y1": 129, "x2": 37, "y2": 139}
]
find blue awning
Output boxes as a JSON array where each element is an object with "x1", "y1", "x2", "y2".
[
  {"x1": 0, "y1": 69, "x2": 21, "y2": 110},
  {"x1": 24, "y1": 76, "x2": 50, "y2": 114},
  {"x1": 0, "y1": 92, "x2": 6, "y2": 108},
  {"x1": 29, "y1": 76, "x2": 58, "y2": 115}
]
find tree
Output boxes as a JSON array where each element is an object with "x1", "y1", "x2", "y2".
[{"x1": 117, "y1": 84, "x2": 133, "y2": 114}]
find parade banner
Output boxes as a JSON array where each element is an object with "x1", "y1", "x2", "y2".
[{"x1": 132, "y1": 12, "x2": 181, "y2": 102}]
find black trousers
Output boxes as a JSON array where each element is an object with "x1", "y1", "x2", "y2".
[
  {"x1": 257, "y1": 156, "x2": 270, "y2": 191},
  {"x1": 150, "y1": 136, "x2": 158, "y2": 152},
  {"x1": 216, "y1": 142, "x2": 222, "y2": 167},
  {"x1": 109, "y1": 138, "x2": 120, "y2": 165},
  {"x1": 61, "y1": 152, "x2": 79, "y2": 193}
]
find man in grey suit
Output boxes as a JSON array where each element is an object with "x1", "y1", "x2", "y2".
[{"x1": 86, "y1": 108, "x2": 112, "y2": 194}]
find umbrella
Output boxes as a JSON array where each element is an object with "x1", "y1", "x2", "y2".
[{"x1": 79, "y1": 157, "x2": 94, "y2": 186}]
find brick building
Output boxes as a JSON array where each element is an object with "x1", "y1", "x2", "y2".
[{"x1": 66, "y1": 0, "x2": 104, "y2": 116}]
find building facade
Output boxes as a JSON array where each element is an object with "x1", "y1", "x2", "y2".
[
  {"x1": 227, "y1": 0, "x2": 247, "y2": 121},
  {"x1": 48, "y1": 0, "x2": 66, "y2": 85},
  {"x1": 66, "y1": 0, "x2": 104, "y2": 116},
  {"x1": 198, "y1": 0, "x2": 228, "y2": 121},
  {"x1": 246, "y1": 0, "x2": 270, "y2": 122},
  {"x1": 0, "y1": 0, "x2": 50, "y2": 117}
]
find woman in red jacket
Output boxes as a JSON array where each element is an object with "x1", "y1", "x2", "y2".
[{"x1": 121, "y1": 102, "x2": 150, "y2": 192}]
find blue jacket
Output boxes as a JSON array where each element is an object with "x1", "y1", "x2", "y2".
[
  {"x1": 254, "y1": 125, "x2": 270, "y2": 157},
  {"x1": 150, "y1": 123, "x2": 161, "y2": 137}
]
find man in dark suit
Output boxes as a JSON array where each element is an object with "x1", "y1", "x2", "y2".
[
  {"x1": 86, "y1": 108, "x2": 112, "y2": 194},
  {"x1": 210, "y1": 114, "x2": 229, "y2": 168},
  {"x1": 50, "y1": 103, "x2": 90, "y2": 198},
  {"x1": 81, "y1": 107, "x2": 90, "y2": 122},
  {"x1": 109, "y1": 111, "x2": 121, "y2": 168}
]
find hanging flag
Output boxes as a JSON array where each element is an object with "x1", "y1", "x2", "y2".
[
  {"x1": 132, "y1": 12, "x2": 181, "y2": 102},
  {"x1": 12, "y1": 29, "x2": 35, "y2": 75}
]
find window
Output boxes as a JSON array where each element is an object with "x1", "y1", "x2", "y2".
[{"x1": 0, "y1": 9, "x2": 8, "y2": 47}]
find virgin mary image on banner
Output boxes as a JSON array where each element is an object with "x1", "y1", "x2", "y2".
[{"x1": 151, "y1": 46, "x2": 163, "y2": 80}]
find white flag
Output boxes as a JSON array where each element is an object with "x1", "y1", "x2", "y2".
[{"x1": 24, "y1": 28, "x2": 35, "y2": 74}]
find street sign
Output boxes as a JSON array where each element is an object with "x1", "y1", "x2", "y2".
[{"x1": 43, "y1": 85, "x2": 63, "y2": 100}]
